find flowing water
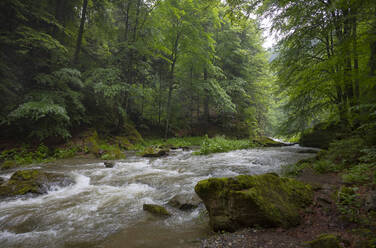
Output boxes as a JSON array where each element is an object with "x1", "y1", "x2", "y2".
[{"x1": 0, "y1": 145, "x2": 317, "y2": 248}]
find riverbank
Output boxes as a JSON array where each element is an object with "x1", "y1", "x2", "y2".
[
  {"x1": 200, "y1": 136, "x2": 376, "y2": 248},
  {"x1": 0, "y1": 130, "x2": 287, "y2": 171}
]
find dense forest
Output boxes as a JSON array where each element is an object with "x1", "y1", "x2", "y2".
[
  {"x1": 1, "y1": 0, "x2": 375, "y2": 147},
  {"x1": 0, "y1": 0, "x2": 274, "y2": 144}
]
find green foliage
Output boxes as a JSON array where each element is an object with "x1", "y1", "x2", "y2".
[
  {"x1": 281, "y1": 162, "x2": 310, "y2": 177},
  {"x1": 131, "y1": 136, "x2": 204, "y2": 151},
  {"x1": 312, "y1": 160, "x2": 343, "y2": 174},
  {"x1": 342, "y1": 164, "x2": 375, "y2": 185},
  {"x1": 0, "y1": 0, "x2": 272, "y2": 143},
  {"x1": 98, "y1": 143, "x2": 125, "y2": 160},
  {"x1": 9, "y1": 101, "x2": 71, "y2": 140},
  {"x1": 360, "y1": 147, "x2": 376, "y2": 164},
  {"x1": 195, "y1": 135, "x2": 254, "y2": 155},
  {"x1": 325, "y1": 137, "x2": 366, "y2": 166},
  {"x1": 53, "y1": 146, "x2": 81, "y2": 159},
  {"x1": 337, "y1": 186, "x2": 362, "y2": 223}
]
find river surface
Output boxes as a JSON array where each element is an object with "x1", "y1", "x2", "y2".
[{"x1": 0, "y1": 145, "x2": 317, "y2": 248}]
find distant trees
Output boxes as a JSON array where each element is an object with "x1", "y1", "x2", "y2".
[{"x1": 253, "y1": 0, "x2": 376, "y2": 135}]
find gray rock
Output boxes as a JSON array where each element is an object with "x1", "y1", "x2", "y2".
[
  {"x1": 168, "y1": 193, "x2": 202, "y2": 210},
  {"x1": 104, "y1": 161, "x2": 115, "y2": 168},
  {"x1": 0, "y1": 169, "x2": 74, "y2": 199}
]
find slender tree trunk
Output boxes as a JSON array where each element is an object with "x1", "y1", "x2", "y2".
[
  {"x1": 54, "y1": 0, "x2": 65, "y2": 35},
  {"x1": 141, "y1": 78, "x2": 144, "y2": 116},
  {"x1": 164, "y1": 59, "x2": 176, "y2": 139},
  {"x1": 370, "y1": 10, "x2": 376, "y2": 76},
  {"x1": 352, "y1": 15, "x2": 360, "y2": 101},
  {"x1": 190, "y1": 64, "x2": 194, "y2": 132},
  {"x1": 203, "y1": 67, "x2": 210, "y2": 132},
  {"x1": 133, "y1": 0, "x2": 142, "y2": 42},
  {"x1": 164, "y1": 29, "x2": 180, "y2": 139},
  {"x1": 158, "y1": 67, "x2": 162, "y2": 127},
  {"x1": 124, "y1": 1, "x2": 132, "y2": 42},
  {"x1": 73, "y1": 0, "x2": 88, "y2": 65},
  {"x1": 343, "y1": 9, "x2": 353, "y2": 105},
  {"x1": 197, "y1": 92, "x2": 200, "y2": 122},
  {"x1": 371, "y1": 41, "x2": 376, "y2": 77}
]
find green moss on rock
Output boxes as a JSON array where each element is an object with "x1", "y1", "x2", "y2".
[
  {"x1": 140, "y1": 147, "x2": 169, "y2": 157},
  {"x1": 0, "y1": 169, "x2": 73, "y2": 199},
  {"x1": 253, "y1": 137, "x2": 288, "y2": 147},
  {"x1": 143, "y1": 204, "x2": 171, "y2": 217},
  {"x1": 195, "y1": 173, "x2": 313, "y2": 232},
  {"x1": 0, "y1": 160, "x2": 18, "y2": 170},
  {"x1": 307, "y1": 234, "x2": 341, "y2": 248}
]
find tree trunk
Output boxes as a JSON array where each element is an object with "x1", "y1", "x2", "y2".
[
  {"x1": 158, "y1": 67, "x2": 163, "y2": 127},
  {"x1": 203, "y1": 67, "x2": 210, "y2": 132},
  {"x1": 164, "y1": 58, "x2": 176, "y2": 139},
  {"x1": 190, "y1": 64, "x2": 194, "y2": 132},
  {"x1": 53, "y1": 0, "x2": 65, "y2": 35},
  {"x1": 352, "y1": 15, "x2": 360, "y2": 101},
  {"x1": 124, "y1": 1, "x2": 132, "y2": 41},
  {"x1": 73, "y1": 0, "x2": 88, "y2": 65}
]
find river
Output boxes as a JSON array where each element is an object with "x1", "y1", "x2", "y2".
[{"x1": 0, "y1": 145, "x2": 317, "y2": 248}]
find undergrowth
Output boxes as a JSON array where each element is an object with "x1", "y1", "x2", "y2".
[{"x1": 194, "y1": 135, "x2": 255, "y2": 155}]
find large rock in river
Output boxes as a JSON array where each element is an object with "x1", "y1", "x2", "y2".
[
  {"x1": 0, "y1": 169, "x2": 74, "y2": 199},
  {"x1": 195, "y1": 173, "x2": 313, "y2": 232}
]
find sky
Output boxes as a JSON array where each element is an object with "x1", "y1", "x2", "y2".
[{"x1": 260, "y1": 16, "x2": 276, "y2": 49}]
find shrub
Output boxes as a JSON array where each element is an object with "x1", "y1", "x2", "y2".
[
  {"x1": 326, "y1": 137, "x2": 366, "y2": 166},
  {"x1": 281, "y1": 162, "x2": 310, "y2": 177},
  {"x1": 342, "y1": 164, "x2": 374, "y2": 184},
  {"x1": 195, "y1": 135, "x2": 254, "y2": 155},
  {"x1": 312, "y1": 160, "x2": 343, "y2": 173},
  {"x1": 337, "y1": 186, "x2": 361, "y2": 223}
]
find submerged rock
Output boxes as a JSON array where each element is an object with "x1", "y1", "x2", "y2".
[
  {"x1": 0, "y1": 169, "x2": 74, "y2": 199},
  {"x1": 195, "y1": 173, "x2": 313, "y2": 232},
  {"x1": 168, "y1": 193, "x2": 202, "y2": 210},
  {"x1": 104, "y1": 161, "x2": 115, "y2": 168},
  {"x1": 307, "y1": 234, "x2": 341, "y2": 248},
  {"x1": 143, "y1": 204, "x2": 171, "y2": 217}
]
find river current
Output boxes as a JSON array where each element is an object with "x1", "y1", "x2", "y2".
[{"x1": 0, "y1": 145, "x2": 317, "y2": 248}]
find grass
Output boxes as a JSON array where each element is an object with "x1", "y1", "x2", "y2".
[
  {"x1": 0, "y1": 144, "x2": 85, "y2": 169},
  {"x1": 194, "y1": 135, "x2": 255, "y2": 155},
  {"x1": 131, "y1": 136, "x2": 204, "y2": 151}
]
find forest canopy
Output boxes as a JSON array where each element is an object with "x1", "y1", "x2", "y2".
[
  {"x1": 0, "y1": 0, "x2": 273, "y2": 142},
  {"x1": 0, "y1": 0, "x2": 375, "y2": 144}
]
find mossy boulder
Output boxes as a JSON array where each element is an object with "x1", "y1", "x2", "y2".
[
  {"x1": 194, "y1": 173, "x2": 313, "y2": 232},
  {"x1": 0, "y1": 169, "x2": 74, "y2": 199},
  {"x1": 299, "y1": 122, "x2": 348, "y2": 149},
  {"x1": 307, "y1": 234, "x2": 341, "y2": 248},
  {"x1": 143, "y1": 204, "x2": 171, "y2": 217},
  {"x1": 141, "y1": 147, "x2": 169, "y2": 158},
  {"x1": 0, "y1": 160, "x2": 18, "y2": 170},
  {"x1": 253, "y1": 137, "x2": 289, "y2": 147}
]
